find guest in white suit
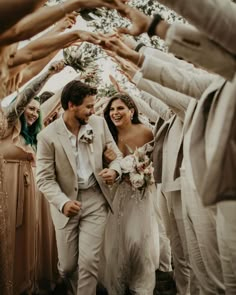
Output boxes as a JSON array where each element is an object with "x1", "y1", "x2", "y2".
[{"x1": 36, "y1": 80, "x2": 122, "y2": 295}]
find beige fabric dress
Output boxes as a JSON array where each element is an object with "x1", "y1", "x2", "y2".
[
  {"x1": 35, "y1": 190, "x2": 59, "y2": 292},
  {"x1": 0, "y1": 120, "x2": 37, "y2": 294}
]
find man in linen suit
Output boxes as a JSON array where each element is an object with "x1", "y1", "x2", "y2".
[{"x1": 36, "y1": 80, "x2": 122, "y2": 295}]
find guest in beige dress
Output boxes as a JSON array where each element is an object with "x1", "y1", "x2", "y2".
[{"x1": 0, "y1": 60, "x2": 64, "y2": 294}]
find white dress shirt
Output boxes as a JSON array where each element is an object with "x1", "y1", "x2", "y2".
[{"x1": 60, "y1": 119, "x2": 97, "y2": 212}]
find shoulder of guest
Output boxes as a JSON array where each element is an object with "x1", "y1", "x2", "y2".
[{"x1": 38, "y1": 119, "x2": 58, "y2": 139}]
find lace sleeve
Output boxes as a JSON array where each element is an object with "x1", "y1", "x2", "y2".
[{"x1": 5, "y1": 69, "x2": 53, "y2": 129}]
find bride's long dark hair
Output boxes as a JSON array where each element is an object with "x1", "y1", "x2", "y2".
[{"x1": 104, "y1": 93, "x2": 141, "y2": 143}]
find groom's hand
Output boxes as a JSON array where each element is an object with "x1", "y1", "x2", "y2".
[
  {"x1": 99, "y1": 168, "x2": 118, "y2": 185},
  {"x1": 62, "y1": 200, "x2": 81, "y2": 217}
]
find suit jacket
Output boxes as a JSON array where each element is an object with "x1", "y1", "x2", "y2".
[
  {"x1": 189, "y1": 75, "x2": 236, "y2": 205},
  {"x1": 134, "y1": 75, "x2": 192, "y2": 121},
  {"x1": 141, "y1": 54, "x2": 213, "y2": 99},
  {"x1": 140, "y1": 90, "x2": 173, "y2": 121},
  {"x1": 153, "y1": 115, "x2": 182, "y2": 192},
  {"x1": 166, "y1": 23, "x2": 236, "y2": 81},
  {"x1": 158, "y1": 0, "x2": 236, "y2": 55},
  {"x1": 174, "y1": 77, "x2": 226, "y2": 186},
  {"x1": 36, "y1": 115, "x2": 122, "y2": 229}
]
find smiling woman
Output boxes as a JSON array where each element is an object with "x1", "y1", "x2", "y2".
[
  {"x1": 0, "y1": 61, "x2": 64, "y2": 294},
  {"x1": 20, "y1": 97, "x2": 42, "y2": 148}
]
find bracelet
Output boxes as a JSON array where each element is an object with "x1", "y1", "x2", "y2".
[
  {"x1": 59, "y1": 3, "x2": 66, "y2": 17},
  {"x1": 134, "y1": 43, "x2": 146, "y2": 52},
  {"x1": 147, "y1": 14, "x2": 164, "y2": 38}
]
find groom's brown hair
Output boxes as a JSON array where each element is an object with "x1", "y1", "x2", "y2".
[{"x1": 61, "y1": 80, "x2": 97, "y2": 110}]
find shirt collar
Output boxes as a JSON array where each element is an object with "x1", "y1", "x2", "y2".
[{"x1": 61, "y1": 116, "x2": 93, "y2": 140}]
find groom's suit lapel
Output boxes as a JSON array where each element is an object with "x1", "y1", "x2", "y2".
[{"x1": 56, "y1": 118, "x2": 77, "y2": 177}]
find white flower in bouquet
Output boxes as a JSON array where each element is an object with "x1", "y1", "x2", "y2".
[
  {"x1": 136, "y1": 154, "x2": 150, "y2": 172},
  {"x1": 144, "y1": 164, "x2": 155, "y2": 185},
  {"x1": 134, "y1": 147, "x2": 146, "y2": 159},
  {"x1": 120, "y1": 155, "x2": 136, "y2": 173},
  {"x1": 129, "y1": 172, "x2": 145, "y2": 189}
]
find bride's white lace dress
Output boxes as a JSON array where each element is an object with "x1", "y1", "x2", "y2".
[{"x1": 100, "y1": 147, "x2": 160, "y2": 295}]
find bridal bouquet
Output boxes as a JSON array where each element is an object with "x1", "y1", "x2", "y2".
[{"x1": 120, "y1": 143, "x2": 155, "y2": 192}]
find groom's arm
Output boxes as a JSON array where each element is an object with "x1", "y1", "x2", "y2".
[{"x1": 36, "y1": 133, "x2": 70, "y2": 211}]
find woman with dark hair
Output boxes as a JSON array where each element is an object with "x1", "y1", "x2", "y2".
[
  {"x1": 101, "y1": 93, "x2": 160, "y2": 295},
  {"x1": 0, "y1": 60, "x2": 64, "y2": 294}
]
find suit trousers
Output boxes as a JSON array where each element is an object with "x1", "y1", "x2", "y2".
[
  {"x1": 160, "y1": 188, "x2": 191, "y2": 295},
  {"x1": 180, "y1": 167, "x2": 225, "y2": 294},
  {"x1": 54, "y1": 184, "x2": 108, "y2": 295},
  {"x1": 156, "y1": 185, "x2": 172, "y2": 273},
  {"x1": 217, "y1": 201, "x2": 236, "y2": 294}
]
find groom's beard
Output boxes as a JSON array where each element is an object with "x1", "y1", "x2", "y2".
[{"x1": 77, "y1": 117, "x2": 87, "y2": 125}]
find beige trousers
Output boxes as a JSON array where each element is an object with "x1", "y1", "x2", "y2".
[
  {"x1": 180, "y1": 167, "x2": 225, "y2": 295},
  {"x1": 156, "y1": 185, "x2": 172, "y2": 272},
  {"x1": 217, "y1": 201, "x2": 236, "y2": 294},
  {"x1": 160, "y1": 188, "x2": 191, "y2": 295},
  {"x1": 54, "y1": 184, "x2": 108, "y2": 295}
]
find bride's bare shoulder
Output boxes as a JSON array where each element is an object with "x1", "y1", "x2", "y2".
[{"x1": 132, "y1": 124, "x2": 153, "y2": 144}]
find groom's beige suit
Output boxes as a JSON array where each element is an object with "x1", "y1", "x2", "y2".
[{"x1": 36, "y1": 114, "x2": 122, "y2": 295}]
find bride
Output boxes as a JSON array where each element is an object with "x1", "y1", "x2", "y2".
[{"x1": 100, "y1": 93, "x2": 160, "y2": 295}]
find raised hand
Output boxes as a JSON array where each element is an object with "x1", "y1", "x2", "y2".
[
  {"x1": 53, "y1": 12, "x2": 78, "y2": 33},
  {"x1": 112, "y1": 56, "x2": 138, "y2": 80},
  {"x1": 49, "y1": 60, "x2": 65, "y2": 73},
  {"x1": 71, "y1": 30, "x2": 102, "y2": 46},
  {"x1": 77, "y1": 0, "x2": 127, "y2": 11},
  {"x1": 102, "y1": 35, "x2": 140, "y2": 65},
  {"x1": 118, "y1": 5, "x2": 151, "y2": 36}
]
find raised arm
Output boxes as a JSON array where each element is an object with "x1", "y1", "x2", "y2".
[
  {"x1": 140, "y1": 91, "x2": 174, "y2": 121},
  {"x1": 102, "y1": 35, "x2": 213, "y2": 99},
  {"x1": 165, "y1": 23, "x2": 236, "y2": 81},
  {"x1": 4, "y1": 60, "x2": 64, "y2": 129},
  {"x1": 0, "y1": 0, "x2": 46, "y2": 34},
  {"x1": 8, "y1": 30, "x2": 101, "y2": 68},
  {"x1": 134, "y1": 74, "x2": 192, "y2": 120},
  {"x1": 156, "y1": 0, "x2": 236, "y2": 55},
  {"x1": 0, "y1": 0, "x2": 127, "y2": 46}
]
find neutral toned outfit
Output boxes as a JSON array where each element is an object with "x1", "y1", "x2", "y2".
[
  {"x1": 158, "y1": 0, "x2": 236, "y2": 55},
  {"x1": 36, "y1": 115, "x2": 122, "y2": 295},
  {"x1": 138, "y1": 51, "x2": 226, "y2": 293},
  {"x1": 166, "y1": 23, "x2": 236, "y2": 81},
  {"x1": 166, "y1": 21, "x2": 236, "y2": 292},
  {"x1": 100, "y1": 146, "x2": 160, "y2": 295},
  {"x1": 35, "y1": 190, "x2": 59, "y2": 292},
  {"x1": 0, "y1": 155, "x2": 13, "y2": 295},
  {"x1": 0, "y1": 120, "x2": 37, "y2": 294},
  {"x1": 140, "y1": 90, "x2": 173, "y2": 121},
  {"x1": 153, "y1": 116, "x2": 191, "y2": 295}
]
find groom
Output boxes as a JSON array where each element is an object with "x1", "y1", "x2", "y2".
[{"x1": 36, "y1": 80, "x2": 122, "y2": 295}]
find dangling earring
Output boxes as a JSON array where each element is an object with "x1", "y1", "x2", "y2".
[{"x1": 130, "y1": 115, "x2": 133, "y2": 121}]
